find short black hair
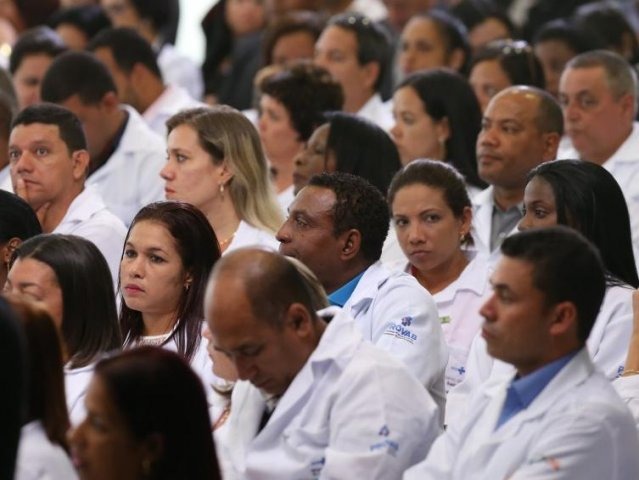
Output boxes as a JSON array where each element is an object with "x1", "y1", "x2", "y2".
[
  {"x1": 88, "y1": 27, "x2": 163, "y2": 80},
  {"x1": 532, "y1": 18, "x2": 601, "y2": 54},
  {"x1": 9, "y1": 26, "x2": 66, "y2": 75},
  {"x1": 127, "y1": 0, "x2": 179, "y2": 42},
  {"x1": 48, "y1": 5, "x2": 112, "y2": 44},
  {"x1": 260, "y1": 61, "x2": 343, "y2": 141},
  {"x1": 0, "y1": 191, "x2": 41, "y2": 243},
  {"x1": 12, "y1": 103, "x2": 87, "y2": 153},
  {"x1": 308, "y1": 172, "x2": 389, "y2": 262},
  {"x1": 262, "y1": 10, "x2": 324, "y2": 66},
  {"x1": 501, "y1": 226, "x2": 606, "y2": 343},
  {"x1": 328, "y1": 12, "x2": 391, "y2": 92},
  {"x1": 41, "y1": 50, "x2": 117, "y2": 105}
]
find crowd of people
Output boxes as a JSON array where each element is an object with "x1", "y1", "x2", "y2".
[{"x1": 3, "y1": 0, "x2": 639, "y2": 479}]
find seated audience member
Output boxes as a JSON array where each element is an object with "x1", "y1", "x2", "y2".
[
  {"x1": 448, "y1": 160, "x2": 639, "y2": 425},
  {"x1": 41, "y1": 51, "x2": 165, "y2": 225},
  {"x1": 9, "y1": 26, "x2": 66, "y2": 111},
  {"x1": 293, "y1": 111, "x2": 401, "y2": 195},
  {"x1": 206, "y1": 248, "x2": 441, "y2": 479},
  {"x1": 277, "y1": 172, "x2": 448, "y2": 415},
  {"x1": 200, "y1": 0, "x2": 265, "y2": 109},
  {"x1": 389, "y1": 160, "x2": 490, "y2": 392},
  {"x1": 469, "y1": 39, "x2": 545, "y2": 112},
  {"x1": 473, "y1": 86, "x2": 562, "y2": 260},
  {"x1": 9, "y1": 297, "x2": 77, "y2": 480},
  {"x1": 6, "y1": 234, "x2": 122, "y2": 424},
  {"x1": 119, "y1": 202, "x2": 220, "y2": 385},
  {"x1": 615, "y1": 289, "x2": 639, "y2": 428},
  {"x1": 48, "y1": 4, "x2": 111, "y2": 50},
  {"x1": 69, "y1": 347, "x2": 222, "y2": 480},
  {"x1": 399, "y1": 10, "x2": 470, "y2": 77},
  {"x1": 314, "y1": 12, "x2": 393, "y2": 129},
  {"x1": 558, "y1": 50, "x2": 639, "y2": 264},
  {"x1": 9, "y1": 103, "x2": 126, "y2": 282},
  {"x1": 258, "y1": 61, "x2": 343, "y2": 208},
  {"x1": 381, "y1": 0, "x2": 433, "y2": 36},
  {"x1": 162, "y1": 106, "x2": 282, "y2": 252},
  {"x1": 261, "y1": 11, "x2": 323, "y2": 67},
  {"x1": 573, "y1": 1, "x2": 639, "y2": 65},
  {"x1": 450, "y1": 0, "x2": 514, "y2": 53},
  {"x1": 0, "y1": 0, "x2": 60, "y2": 34},
  {"x1": 100, "y1": 0, "x2": 202, "y2": 100},
  {"x1": 0, "y1": 90, "x2": 15, "y2": 188},
  {"x1": 532, "y1": 19, "x2": 599, "y2": 98},
  {"x1": 391, "y1": 68, "x2": 485, "y2": 195},
  {"x1": 88, "y1": 28, "x2": 202, "y2": 137},
  {"x1": 0, "y1": 190, "x2": 40, "y2": 286},
  {"x1": 0, "y1": 297, "x2": 25, "y2": 480},
  {"x1": 405, "y1": 227, "x2": 639, "y2": 479}
]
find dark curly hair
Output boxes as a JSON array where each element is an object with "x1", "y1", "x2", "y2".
[
  {"x1": 308, "y1": 172, "x2": 389, "y2": 262},
  {"x1": 259, "y1": 61, "x2": 343, "y2": 141}
]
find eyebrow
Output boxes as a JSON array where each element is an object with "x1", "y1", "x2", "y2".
[{"x1": 124, "y1": 242, "x2": 169, "y2": 255}]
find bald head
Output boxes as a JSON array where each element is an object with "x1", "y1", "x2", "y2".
[
  {"x1": 492, "y1": 85, "x2": 564, "y2": 136},
  {"x1": 207, "y1": 248, "x2": 322, "y2": 328}
]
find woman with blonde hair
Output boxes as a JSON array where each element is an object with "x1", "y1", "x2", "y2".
[{"x1": 161, "y1": 105, "x2": 283, "y2": 253}]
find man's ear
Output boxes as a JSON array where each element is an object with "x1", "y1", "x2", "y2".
[
  {"x1": 548, "y1": 301, "x2": 578, "y2": 338},
  {"x1": 338, "y1": 229, "x2": 361, "y2": 262},
  {"x1": 286, "y1": 303, "x2": 313, "y2": 336},
  {"x1": 100, "y1": 91, "x2": 120, "y2": 112},
  {"x1": 71, "y1": 150, "x2": 90, "y2": 180}
]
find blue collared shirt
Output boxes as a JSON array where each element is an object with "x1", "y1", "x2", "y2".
[
  {"x1": 495, "y1": 351, "x2": 578, "y2": 430},
  {"x1": 327, "y1": 271, "x2": 366, "y2": 307}
]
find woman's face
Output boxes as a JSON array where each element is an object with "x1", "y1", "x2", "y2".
[
  {"x1": 399, "y1": 17, "x2": 450, "y2": 76},
  {"x1": 258, "y1": 94, "x2": 303, "y2": 166},
  {"x1": 391, "y1": 86, "x2": 448, "y2": 165},
  {"x1": 519, "y1": 176, "x2": 558, "y2": 230},
  {"x1": 469, "y1": 58, "x2": 512, "y2": 112},
  {"x1": 161, "y1": 124, "x2": 227, "y2": 213},
  {"x1": 5, "y1": 257, "x2": 63, "y2": 329},
  {"x1": 534, "y1": 39, "x2": 577, "y2": 98},
  {"x1": 120, "y1": 220, "x2": 190, "y2": 323},
  {"x1": 225, "y1": 0, "x2": 265, "y2": 37},
  {"x1": 69, "y1": 375, "x2": 148, "y2": 480},
  {"x1": 392, "y1": 183, "x2": 470, "y2": 275},
  {"x1": 292, "y1": 124, "x2": 335, "y2": 194}
]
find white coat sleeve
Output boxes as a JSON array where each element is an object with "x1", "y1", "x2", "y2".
[
  {"x1": 586, "y1": 286, "x2": 633, "y2": 379},
  {"x1": 371, "y1": 277, "x2": 447, "y2": 391},
  {"x1": 321, "y1": 362, "x2": 442, "y2": 480},
  {"x1": 613, "y1": 375, "x2": 639, "y2": 430}
]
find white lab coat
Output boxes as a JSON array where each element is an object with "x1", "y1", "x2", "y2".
[
  {"x1": 446, "y1": 284, "x2": 634, "y2": 425},
  {"x1": 470, "y1": 186, "x2": 519, "y2": 265},
  {"x1": 65, "y1": 362, "x2": 95, "y2": 426},
  {"x1": 0, "y1": 163, "x2": 9, "y2": 191},
  {"x1": 613, "y1": 374, "x2": 639, "y2": 430},
  {"x1": 559, "y1": 123, "x2": 639, "y2": 269},
  {"x1": 405, "y1": 348, "x2": 639, "y2": 480},
  {"x1": 157, "y1": 43, "x2": 204, "y2": 101},
  {"x1": 86, "y1": 105, "x2": 165, "y2": 226},
  {"x1": 357, "y1": 93, "x2": 394, "y2": 132},
  {"x1": 53, "y1": 185, "x2": 127, "y2": 285},
  {"x1": 396, "y1": 253, "x2": 492, "y2": 393},
  {"x1": 142, "y1": 84, "x2": 205, "y2": 138},
  {"x1": 14, "y1": 421, "x2": 78, "y2": 480},
  {"x1": 217, "y1": 310, "x2": 441, "y2": 480},
  {"x1": 225, "y1": 220, "x2": 278, "y2": 254},
  {"x1": 379, "y1": 223, "x2": 407, "y2": 267},
  {"x1": 341, "y1": 261, "x2": 448, "y2": 419}
]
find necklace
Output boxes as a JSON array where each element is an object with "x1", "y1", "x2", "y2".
[{"x1": 218, "y1": 226, "x2": 239, "y2": 250}]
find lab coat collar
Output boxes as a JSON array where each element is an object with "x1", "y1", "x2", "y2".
[
  {"x1": 432, "y1": 253, "x2": 491, "y2": 303},
  {"x1": 55, "y1": 185, "x2": 105, "y2": 227},
  {"x1": 480, "y1": 348, "x2": 593, "y2": 443},
  {"x1": 343, "y1": 262, "x2": 390, "y2": 317},
  {"x1": 601, "y1": 121, "x2": 639, "y2": 169},
  {"x1": 118, "y1": 105, "x2": 157, "y2": 156}
]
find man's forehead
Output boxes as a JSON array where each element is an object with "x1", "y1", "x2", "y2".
[
  {"x1": 486, "y1": 93, "x2": 539, "y2": 122},
  {"x1": 561, "y1": 65, "x2": 608, "y2": 90},
  {"x1": 291, "y1": 186, "x2": 336, "y2": 213}
]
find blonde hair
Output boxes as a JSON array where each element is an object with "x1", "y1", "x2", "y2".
[{"x1": 166, "y1": 106, "x2": 283, "y2": 233}]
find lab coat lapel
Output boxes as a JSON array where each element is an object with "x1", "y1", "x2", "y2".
[
  {"x1": 471, "y1": 187, "x2": 493, "y2": 255},
  {"x1": 226, "y1": 382, "x2": 266, "y2": 469}
]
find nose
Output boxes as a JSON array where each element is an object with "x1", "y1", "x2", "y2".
[
  {"x1": 275, "y1": 220, "x2": 291, "y2": 246},
  {"x1": 517, "y1": 213, "x2": 531, "y2": 231},
  {"x1": 14, "y1": 151, "x2": 34, "y2": 174},
  {"x1": 159, "y1": 161, "x2": 174, "y2": 181},
  {"x1": 233, "y1": 356, "x2": 258, "y2": 383},
  {"x1": 406, "y1": 222, "x2": 424, "y2": 245},
  {"x1": 390, "y1": 121, "x2": 401, "y2": 141},
  {"x1": 478, "y1": 125, "x2": 497, "y2": 148},
  {"x1": 479, "y1": 293, "x2": 496, "y2": 321},
  {"x1": 562, "y1": 98, "x2": 579, "y2": 123},
  {"x1": 123, "y1": 255, "x2": 144, "y2": 280},
  {"x1": 294, "y1": 148, "x2": 307, "y2": 167},
  {"x1": 314, "y1": 51, "x2": 328, "y2": 70},
  {"x1": 67, "y1": 417, "x2": 85, "y2": 449}
]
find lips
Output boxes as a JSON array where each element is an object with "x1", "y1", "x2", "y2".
[
  {"x1": 123, "y1": 284, "x2": 144, "y2": 294},
  {"x1": 164, "y1": 187, "x2": 175, "y2": 197}
]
